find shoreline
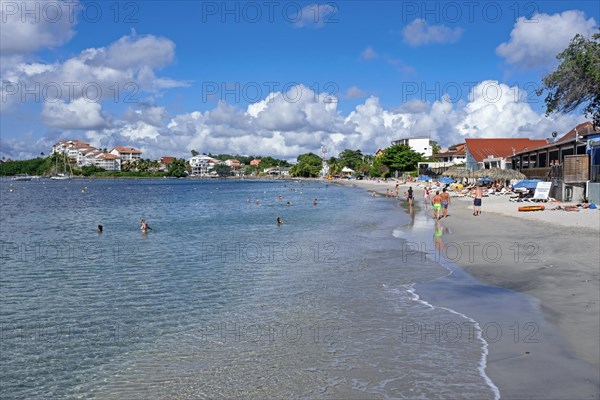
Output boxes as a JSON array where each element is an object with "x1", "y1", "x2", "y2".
[{"x1": 336, "y1": 178, "x2": 600, "y2": 398}]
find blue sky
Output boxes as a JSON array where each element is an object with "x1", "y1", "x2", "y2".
[{"x1": 1, "y1": 0, "x2": 598, "y2": 159}]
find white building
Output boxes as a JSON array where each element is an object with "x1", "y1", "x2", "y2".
[
  {"x1": 391, "y1": 136, "x2": 432, "y2": 157},
  {"x1": 94, "y1": 153, "x2": 121, "y2": 171},
  {"x1": 52, "y1": 140, "x2": 92, "y2": 158},
  {"x1": 77, "y1": 148, "x2": 101, "y2": 167},
  {"x1": 189, "y1": 155, "x2": 220, "y2": 176},
  {"x1": 110, "y1": 146, "x2": 142, "y2": 162}
]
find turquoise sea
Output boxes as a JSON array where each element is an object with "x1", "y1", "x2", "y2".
[{"x1": 0, "y1": 179, "x2": 499, "y2": 399}]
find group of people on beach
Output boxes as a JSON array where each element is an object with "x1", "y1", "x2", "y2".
[{"x1": 403, "y1": 184, "x2": 483, "y2": 218}]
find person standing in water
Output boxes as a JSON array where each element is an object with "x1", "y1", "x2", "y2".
[
  {"x1": 407, "y1": 187, "x2": 413, "y2": 206},
  {"x1": 140, "y1": 219, "x2": 151, "y2": 233},
  {"x1": 431, "y1": 190, "x2": 442, "y2": 220},
  {"x1": 440, "y1": 187, "x2": 451, "y2": 218}
]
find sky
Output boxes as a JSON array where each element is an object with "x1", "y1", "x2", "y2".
[{"x1": 1, "y1": 0, "x2": 598, "y2": 160}]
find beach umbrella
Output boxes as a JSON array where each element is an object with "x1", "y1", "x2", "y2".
[
  {"x1": 506, "y1": 169, "x2": 526, "y2": 180},
  {"x1": 474, "y1": 169, "x2": 491, "y2": 178},
  {"x1": 442, "y1": 166, "x2": 469, "y2": 178},
  {"x1": 513, "y1": 179, "x2": 543, "y2": 189},
  {"x1": 438, "y1": 176, "x2": 454, "y2": 184},
  {"x1": 418, "y1": 175, "x2": 432, "y2": 181}
]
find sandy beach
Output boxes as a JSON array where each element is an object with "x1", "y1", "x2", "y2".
[{"x1": 336, "y1": 178, "x2": 600, "y2": 399}]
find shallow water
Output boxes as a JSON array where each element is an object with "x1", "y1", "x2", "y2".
[{"x1": 1, "y1": 179, "x2": 498, "y2": 399}]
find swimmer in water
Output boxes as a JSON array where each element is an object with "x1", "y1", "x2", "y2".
[
  {"x1": 140, "y1": 219, "x2": 151, "y2": 232},
  {"x1": 97, "y1": 224, "x2": 103, "y2": 233},
  {"x1": 313, "y1": 198, "x2": 318, "y2": 205},
  {"x1": 277, "y1": 217, "x2": 284, "y2": 225}
]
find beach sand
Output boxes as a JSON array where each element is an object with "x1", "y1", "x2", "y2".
[{"x1": 336, "y1": 178, "x2": 600, "y2": 398}]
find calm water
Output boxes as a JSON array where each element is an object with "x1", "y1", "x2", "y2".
[{"x1": 0, "y1": 179, "x2": 498, "y2": 399}]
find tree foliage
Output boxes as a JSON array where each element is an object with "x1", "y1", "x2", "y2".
[
  {"x1": 338, "y1": 149, "x2": 365, "y2": 171},
  {"x1": 213, "y1": 164, "x2": 232, "y2": 176},
  {"x1": 290, "y1": 152, "x2": 323, "y2": 177},
  {"x1": 166, "y1": 158, "x2": 188, "y2": 177},
  {"x1": 538, "y1": 31, "x2": 600, "y2": 127},
  {"x1": 380, "y1": 145, "x2": 424, "y2": 173}
]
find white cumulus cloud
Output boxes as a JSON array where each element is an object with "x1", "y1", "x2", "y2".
[
  {"x1": 41, "y1": 98, "x2": 107, "y2": 130},
  {"x1": 0, "y1": 0, "x2": 78, "y2": 54},
  {"x1": 496, "y1": 10, "x2": 597, "y2": 68}
]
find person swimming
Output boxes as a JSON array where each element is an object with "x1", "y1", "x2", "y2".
[
  {"x1": 277, "y1": 216, "x2": 284, "y2": 225},
  {"x1": 140, "y1": 219, "x2": 151, "y2": 232},
  {"x1": 313, "y1": 198, "x2": 318, "y2": 205},
  {"x1": 97, "y1": 224, "x2": 103, "y2": 233}
]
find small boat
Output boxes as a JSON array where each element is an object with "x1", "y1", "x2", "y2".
[
  {"x1": 50, "y1": 174, "x2": 70, "y2": 180},
  {"x1": 518, "y1": 205, "x2": 545, "y2": 212}
]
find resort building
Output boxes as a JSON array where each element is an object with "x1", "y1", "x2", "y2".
[
  {"x1": 464, "y1": 138, "x2": 548, "y2": 171},
  {"x1": 189, "y1": 155, "x2": 220, "y2": 176},
  {"x1": 110, "y1": 146, "x2": 142, "y2": 162},
  {"x1": 512, "y1": 122, "x2": 600, "y2": 203},
  {"x1": 225, "y1": 159, "x2": 241, "y2": 168},
  {"x1": 52, "y1": 140, "x2": 91, "y2": 156},
  {"x1": 391, "y1": 136, "x2": 432, "y2": 157},
  {"x1": 431, "y1": 143, "x2": 466, "y2": 164},
  {"x1": 250, "y1": 159, "x2": 262, "y2": 167},
  {"x1": 77, "y1": 148, "x2": 101, "y2": 167},
  {"x1": 94, "y1": 153, "x2": 121, "y2": 171}
]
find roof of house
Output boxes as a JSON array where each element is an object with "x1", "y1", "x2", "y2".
[
  {"x1": 112, "y1": 146, "x2": 142, "y2": 154},
  {"x1": 160, "y1": 156, "x2": 175, "y2": 164},
  {"x1": 512, "y1": 122, "x2": 600, "y2": 155},
  {"x1": 433, "y1": 143, "x2": 466, "y2": 158},
  {"x1": 555, "y1": 121, "x2": 598, "y2": 143},
  {"x1": 465, "y1": 138, "x2": 548, "y2": 162},
  {"x1": 96, "y1": 153, "x2": 120, "y2": 160}
]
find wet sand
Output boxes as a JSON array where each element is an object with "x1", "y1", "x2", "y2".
[{"x1": 336, "y1": 179, "x2": 600, "y2": 399}]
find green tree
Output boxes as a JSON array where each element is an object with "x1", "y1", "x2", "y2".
[
  {"x1": 430, "y1": 140, "x2": 441, "y2": 155},
  {"x1": 380, "y1": 145, "x2": 424, "y2": 175},
  {"x1": 327, "y1": 156, "x2": 342, "y2": 176},
  {"x1": 290, "y1": 152, "x2": 323, "y2": 177},
  {"x1": 338, "y1": 149, "x2": 366, "y2": 171},
  {"x1": 369, "y1": 156, "x2": 388, "y2": 177},
  {"x1": 167, "y1": 158, "x2": 188, "y2": 177},
  {"x1": 537, "y1": 31, "x2": 600, "y2": 127},
  {"x1": 213, "y1": 164, "x2": 232, "y2": 176},
  {"x1": 191, "y1": 149, "x2": 199, "y2": 157}
]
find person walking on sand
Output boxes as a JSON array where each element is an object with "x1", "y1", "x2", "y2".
[
  {"x1": 474, "y1": 186, "x2": 483, "y2": 216},
  {"x1": 431, "y1": 190, "x2": 442, "y2": 220},
  {"x1": 423, "y1": 187, "x2": 430, "y2": 209},
  {"x1": 440, "y1": 187, "x2": 451, "y2": 218}
]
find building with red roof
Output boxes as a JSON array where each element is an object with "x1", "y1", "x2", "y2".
[
  {"x1": 511, "y1": 122, "x2": 600, "y2": 202},
  {"x1": 465, "y1": 138, "x2": 549, "y2": 171}
]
